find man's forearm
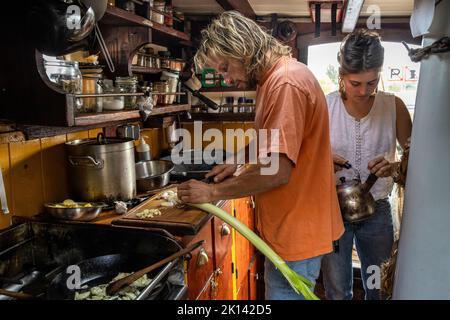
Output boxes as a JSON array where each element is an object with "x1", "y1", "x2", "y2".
[{"x1": 211, "y1": 164, "x2": 287, "y2": 201}]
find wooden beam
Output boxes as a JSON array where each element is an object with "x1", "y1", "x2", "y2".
[{"x1": 215, "y1": 0, "x2": 256, "y2": 19}]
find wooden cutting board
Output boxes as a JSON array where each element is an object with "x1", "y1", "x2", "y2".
[{"x1": 111, "y1": 187, "x2": 211, "y2": 235}]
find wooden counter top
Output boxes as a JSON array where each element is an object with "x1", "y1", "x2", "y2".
[{"x1": 15, "y1": 198, "x2": 231, "y2": 242}]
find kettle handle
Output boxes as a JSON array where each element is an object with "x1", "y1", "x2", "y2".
[{"x1": 362, "y1": 173, "x2": 378, "y2": 193}]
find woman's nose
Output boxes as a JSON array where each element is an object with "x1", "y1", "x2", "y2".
[{"x1": 360, "y1": 86, "x2": 369, "y2": 96}]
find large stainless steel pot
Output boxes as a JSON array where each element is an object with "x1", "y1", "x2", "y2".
[{"x1": 66, "y1": 134, "x2": 136, "y2": 202}]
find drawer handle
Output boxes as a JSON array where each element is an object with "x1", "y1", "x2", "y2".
[
  {"x1": 197, "y1": 248, "x2": 209, "y2": 267},
  {"x1": 220, "y1": 224, "x2": 231, "y2": 237}
]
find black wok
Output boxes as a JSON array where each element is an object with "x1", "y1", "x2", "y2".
[{"x1": 47, "y1": 253, "x2": 175, "y2": 300}]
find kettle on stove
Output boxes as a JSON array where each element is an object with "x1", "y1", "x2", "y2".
[{"x1": 336, "y1": 163, "x2": 379, "y2": 223}]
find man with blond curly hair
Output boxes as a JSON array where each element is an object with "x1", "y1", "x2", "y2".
[{"x1": 178, "y1": 11, "x2": 344, "y2": 300}]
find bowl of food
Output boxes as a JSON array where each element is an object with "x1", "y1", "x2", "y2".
[{"x1": 44, "y1": 199, "x2": 105, "y2": 221}]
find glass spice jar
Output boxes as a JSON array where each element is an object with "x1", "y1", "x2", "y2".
[
  {"x1": 158, "y1": 51, "x2": 171, "y2": 69},
  {"x1": 115, "y1": 76, "x2": 138, "y2": 109}
]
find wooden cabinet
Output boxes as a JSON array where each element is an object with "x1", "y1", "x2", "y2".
[
  {"x1": 196, "y1": 276, "x2": 213, "y2": 300},
  {"x1": 212, "y1": 251, "x2": 234, "y2": 300},
  {"x1": 211, "y1": 201, "x2": 234, "y2": 300},
  {"x1": 236, "y1": 272, "x2": 250, "y2": 300},
  {"x1": 185, "y1": 220, "x2": 214, "y2": 300},
  {"x1": 249, "y1": 254, "x2": 262, "y2": 300},
  {"x1": 213, "y1": 202, "x2": 233, "y2": 267},
  {"x1": 185, "y1": 197, "x2": 262, "y2": 300},
  {"x1": 233, "y1": 197, "x2": 255, "y2": 295}
]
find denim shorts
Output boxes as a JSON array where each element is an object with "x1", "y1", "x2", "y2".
[{"x1": 264, "y1": 255, "x2": 323, "y2": 300}]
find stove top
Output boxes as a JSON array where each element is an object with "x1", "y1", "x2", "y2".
[{"x1": 0, "y1": 221, "x2": 187, "y2": 300}]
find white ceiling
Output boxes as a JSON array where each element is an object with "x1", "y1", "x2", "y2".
[
  {"x1": 249, "y1": 0, "x2": 414, "y2": 17},
  {"x1": 173, "y1": 0, "x2": 414, "y2": 17}
]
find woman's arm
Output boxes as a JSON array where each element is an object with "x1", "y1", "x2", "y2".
[
  {"x1": 367, "y1": 97, "x2": 413, "y2": 178},
  {"x1": 395, "y1": 96, "x2": 413, "y2": 149}
]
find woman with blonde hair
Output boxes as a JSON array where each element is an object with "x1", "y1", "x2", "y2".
[
  {"x1": 321, "y1": 29, "x2": 412, "y2": 300},
  {"x1": 178, "y1": 11, "x2": 344, "y2": 300}
]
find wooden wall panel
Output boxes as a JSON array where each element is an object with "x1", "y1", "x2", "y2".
[
  {"x1": 10, "y1": 140, "x2": 44, "y2": 217},
  {"x1": 88, "y1": 128, "x2": 104, "y2": 138},
  {"x1": 66, "y1": 131, "x2": 89, "y2": 142},
  {"x1": 40, "y1": 135, "x2": 69, "y2": 203}
]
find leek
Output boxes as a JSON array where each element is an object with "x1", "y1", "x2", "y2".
[{"x1": 189, "y1": 203, "x2": 319, "y2": 300}]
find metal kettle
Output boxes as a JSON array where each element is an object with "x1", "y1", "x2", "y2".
[{"x1": 336, "y1": 168, "x2": 379, "y2": 223}]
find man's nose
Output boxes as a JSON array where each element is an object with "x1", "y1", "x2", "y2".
[{"x1": 223, "y1": 73, "x2": 233, "y2": 85}]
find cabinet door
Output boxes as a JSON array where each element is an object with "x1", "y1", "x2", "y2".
[
  {"x1": 234, "y1": 197, "x2": 252, "y2": 289},
  {"x1": 197, "y1": 276, "x2": 213, "y2": 300},
  {"x1": 236, "y1": 271, "x2": 250, "y2": 300},
  {"x1": 213, "y1": 201, "x2": 233, "y2": 268},
  {"x1": 186, "y1": 220, "x2": 214, "y2": 300},
  {"x1": 246, "y1": 196, "x2": 256, "y2": 258},
  {"x1": 249, "y1": 255, "x2": 262, "y2": 300},
  {"x1": 212, "y1": 251, "x2": 234, "y2": 300}
]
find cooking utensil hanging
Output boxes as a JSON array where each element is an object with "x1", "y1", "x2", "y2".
[{"x1": 94, "y1": 24, "x2": 115, "y2": 73}]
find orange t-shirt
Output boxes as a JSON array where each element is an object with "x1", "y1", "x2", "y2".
[{"x1": 254, "y1": 56, "x2": 344, "y2": 261}]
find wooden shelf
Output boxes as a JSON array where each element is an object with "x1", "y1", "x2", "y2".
[
  {"x1": 102, "y1": 5, "x2": 191, "y2": 44},
  {"x1": 75, "y1": 110, "x2": 140, "y2": 126},
  {"x1": 131, "y1": 66, "x2": 165, "y2": 74},
  {"x1": 182, "y1": 113, "x2": 255, "y2": 122},
  {"x1": 199, "y1": 87, "x2": 256, "y2": 92},
  {"x1": 74, "y1": 104, "x2": 190, "y2": 127},
  {"x1": 150, "y1": 104, "x2": 191, "y2": 115}
]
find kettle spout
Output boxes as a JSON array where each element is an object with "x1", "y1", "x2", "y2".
[{"x1": 362, "y1": 173, "x2": 378, "y2": 193}]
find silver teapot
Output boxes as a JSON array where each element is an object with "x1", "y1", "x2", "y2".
[{"x1": 336, "y1": 166, "x2": 378, "y2": 223}]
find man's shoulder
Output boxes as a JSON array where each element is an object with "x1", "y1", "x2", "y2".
[
  {"x1": 268, "y1": 58, "x2": 318, "y2": 92},
  {"x1": 269, "y1": 57, "x2": 309, "y2": 81}
]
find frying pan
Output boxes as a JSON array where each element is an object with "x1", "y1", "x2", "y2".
[
  {"x1": 47, "y1": 253, "x2": 176, "y2": 300},
  {"x1": 161, "y1": 149, "x2": 232, "y2": 181}
]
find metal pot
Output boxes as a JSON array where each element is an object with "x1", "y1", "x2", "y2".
[
  {"x1": 135, "y1": 160, "x2": 174, "y2": 192},
  {"x1": 66, "y1": 134, "x2": 136, "y2": 202}
]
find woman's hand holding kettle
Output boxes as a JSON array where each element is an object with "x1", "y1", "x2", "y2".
[
  {"x1": 333, "y1": 154, "x2": 350, "y2": 173},
  {"x1": 368, "y1": 156, "x2": 396, "y2": 178}
]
